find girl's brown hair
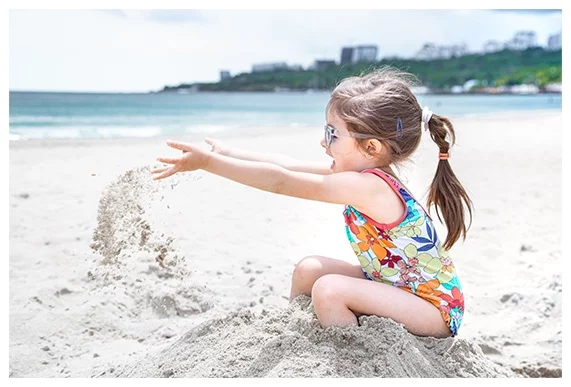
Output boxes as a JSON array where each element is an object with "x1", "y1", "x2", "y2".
[{"x1": 327, "y1": 66, "x2": 473, "y2": 250}]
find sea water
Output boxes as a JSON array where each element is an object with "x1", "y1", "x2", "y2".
[{"x1": 9, "y1": 91, "x2": 561, "y2": 140}]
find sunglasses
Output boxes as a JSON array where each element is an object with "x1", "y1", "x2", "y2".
[{"x1": 324, "y1": 124, "x2": 377, "y2": 148}]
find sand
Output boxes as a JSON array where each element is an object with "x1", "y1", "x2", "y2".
[
  {"x1": 110, "y1": 295, "x2": 514, "y2": 378},
  {"x1": 9, "y1": 110, "x2": 562, "y2": 378}
]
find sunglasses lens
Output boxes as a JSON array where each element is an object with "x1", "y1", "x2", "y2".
[{"x1": 325, "y1": 126, "x2": 331, "y2": 147}]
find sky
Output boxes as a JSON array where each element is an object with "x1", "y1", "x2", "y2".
[{"x1": 9, "y1": 8, "x2": 562, "y2": 93}]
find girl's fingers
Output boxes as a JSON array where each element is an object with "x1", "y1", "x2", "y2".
[
  {"x1": 156, "y1": 157, "x2": 179, "y2": 164},
  {"x1": 151, "y1": 166, "x2": 169, "y2": 174},
  {"x1": 205, "y1": 137, "x2": 222, "y2": 153},
  {"x1": 167, "y1": 140, "x2": 192, "y2": 152},
  {"x1": 152, "y1": 167, "x2": 177, "y2": 181},
  {"x1": 152, "y1": 140, "x2": 192, "y2": 180}
]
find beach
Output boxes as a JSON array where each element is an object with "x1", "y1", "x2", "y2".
[{"x1": 9, "y1": 110, "x2": 562, "y2": 377}]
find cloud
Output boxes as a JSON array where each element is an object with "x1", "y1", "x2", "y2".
[
  {"x1": 144, "y1": 10, "x2": 206, "y2": 24},
  {"x1": 100, "y1": 10, "x2": 128, "y2": 19},
  {"x1": 491, "y1": 9, "x2": 561, "y2": 14}
]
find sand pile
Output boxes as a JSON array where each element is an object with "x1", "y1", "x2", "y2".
[{"x1": 108, "y1": 296, "x2": 516, "y2": 378}]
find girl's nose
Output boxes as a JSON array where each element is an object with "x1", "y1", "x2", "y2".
[{"x1": 320, "y1": 136, "x2": 326, "y2": 148}]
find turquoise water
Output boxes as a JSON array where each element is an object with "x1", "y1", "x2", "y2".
[{"x1": 9, "y1": 91, "x2": 561, "y2": 140}]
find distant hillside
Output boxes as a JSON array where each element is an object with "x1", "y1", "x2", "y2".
[{"x1": 160, "y1": 48, "x2": 562, "y2": 93}]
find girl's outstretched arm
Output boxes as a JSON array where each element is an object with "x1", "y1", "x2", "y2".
[
  {"x1": 205, "y1": 137, "x2": 332, "y2": 175},
  {"x1": 152, "y1": 140, "x2": 381, "y2": 208},
  {"x1": 152, "y1": 140, "x2": 285, "y2": 193}
]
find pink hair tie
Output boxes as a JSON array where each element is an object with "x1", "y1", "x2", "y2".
[{"x1": 439, "y1": 152, "x2": 449, "y2": 161}]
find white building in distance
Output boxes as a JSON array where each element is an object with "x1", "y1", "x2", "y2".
[
  {"x1": 415, "y1": 43, "x2": 468, "y2": 60},
  {"x1": 252, "y1": 62, "x2": 289, "y2": 73},
  {"x1": 353, "y1": 45, "x2": 378, "y2": 62},
  {"x1": 548, "y1": 32, "x2": 562, "y2": 50},
  {"x1": 504, "y1": 31, "x2": 537, "y2": 50},
  {"x1": 220, "y1": 70, "x2": 231, "y2": 81},
  {"x1": 251, "y1": 62, "x2": 303, "y2": 72},
  {"x1": 340, "y1": 45, "x2": 378, "y2": 64},
  {"x1": 309, "y1": 60, "x2": 337, "y2": 71}
]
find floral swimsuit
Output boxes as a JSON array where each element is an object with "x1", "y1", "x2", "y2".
[{"x1": 343, "y1": 168, "x2": 465, "y2": 336}]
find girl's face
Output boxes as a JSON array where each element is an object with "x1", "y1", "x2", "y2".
[{"x1": 321, "y1": 111, "x2": 372, "y2": 173}]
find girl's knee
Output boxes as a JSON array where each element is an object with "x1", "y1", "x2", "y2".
[
  {"x1": 311, "y1": 274, "x2": 343, "y2": 306},
  {"x1": 292, "y1": 255, "x2": 325, "y2": 283},
  {"x1": 290, "y1": 256, "x2": 329, "y2": 300}
]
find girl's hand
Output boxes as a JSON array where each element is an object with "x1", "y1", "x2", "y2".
[
  {"x1": 151, "y1": 140, "x2": 210, "y2": 180},
  {"x1": 204, "y1": 137, "x2": 227, "y2": 155}
]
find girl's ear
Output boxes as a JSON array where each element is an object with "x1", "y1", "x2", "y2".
[{"x1": 366, "y1": 139, "x2": 384, "y2": 156}]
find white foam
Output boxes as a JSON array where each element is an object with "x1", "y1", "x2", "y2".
[
  {"x1": 9, "y1": 127, "x2": 84, "y2": 140},
  {"x1": 96, "y1": 126, "x2": 163, "y2": 138},
  {"x1": 185, "y1": 124, "x2": 237, "y2": 134},
  {"x1": 9, "y1": 126, "x2": 166, "y2": 140}
]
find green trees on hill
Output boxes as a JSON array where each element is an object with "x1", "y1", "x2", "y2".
[
  {"x1": 379, "y1": 48, "x2": 561, "y2": 89},
  {"x1": 160, "y1": 48, "x2": 561, "y2": 92}
]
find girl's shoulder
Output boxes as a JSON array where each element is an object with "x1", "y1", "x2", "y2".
[
  {"x1": 350, "y1": 168, "x2": 408, "y2": 229},
  {"x1": 360, "y1": 168, "x2": 434, "y2": 224}
]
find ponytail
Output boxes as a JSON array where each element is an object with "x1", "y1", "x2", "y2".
[{"x1": 426, "y1": 115, "x2": 474, "y2": 250}]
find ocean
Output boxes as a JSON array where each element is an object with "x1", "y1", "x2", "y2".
[{"x1": 9, "y1": 91, "x2": 562, "y2": 140}]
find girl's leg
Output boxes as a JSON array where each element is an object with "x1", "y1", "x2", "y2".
[
  {"x1": 289, "y1": 255, "x2": 366, "y2": 301},
  {"x1": 311, "y1": 274, "x2": 452, "y2": 338}
]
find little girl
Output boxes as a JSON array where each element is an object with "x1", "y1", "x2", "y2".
[{"x1": 151, "y1": 67, "x2": 473, "y2": 338}]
